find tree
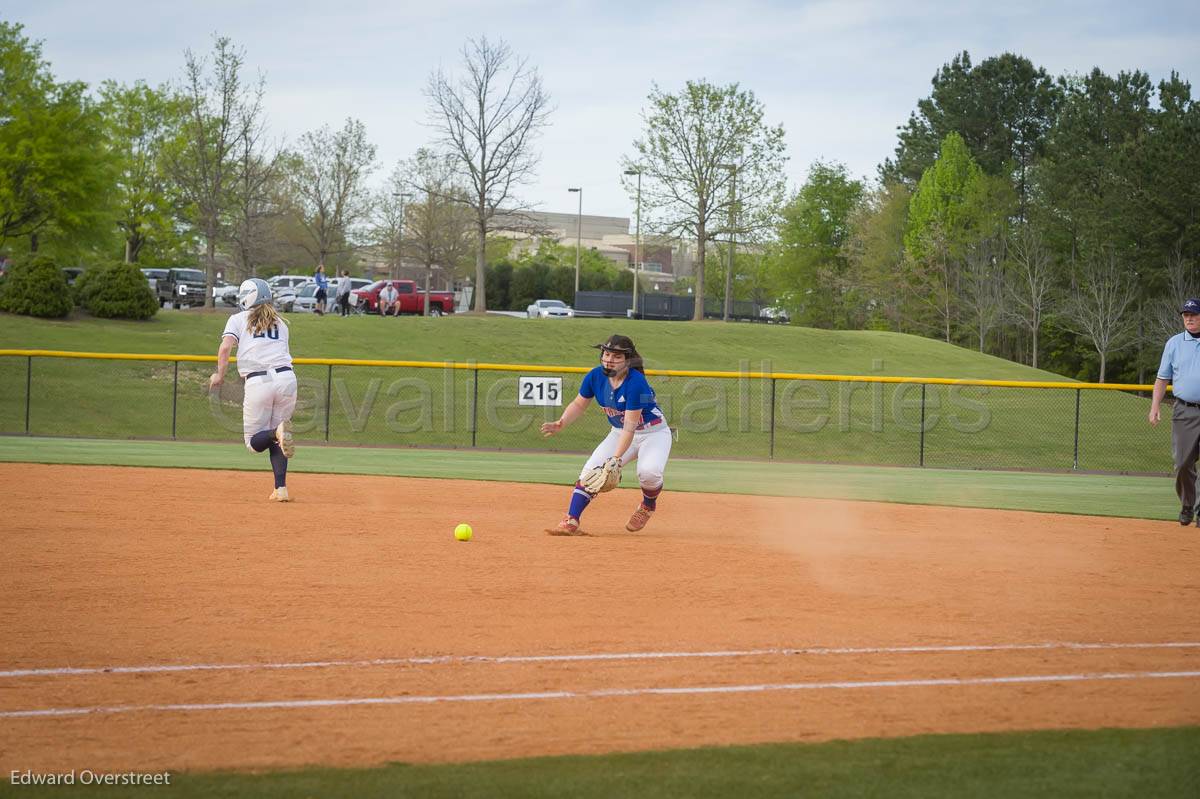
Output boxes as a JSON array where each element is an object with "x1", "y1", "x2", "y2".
[
  {"x1": 767, "y1": 161, "x2": 863, "y2": 327},
  {"x1": 1034, "y1": 68, "x2": 1154, "y2": 263},
  {"x1": 1150, "y1": 246, "x2": 1199, "y2": 344},
  {"x1": 287, "y1": 118, "x2": 377, "y2": 271},
  {"x1": 960, "y1": 238, "x2": 1006, "y2": 352},
  {"x1": 882, "y1": 51, "x2": 1059, "y2": 218},
  {"x1": 386, "y1": 149, "x2": 474, "y2": 313},
  {"x1": 1127, "y1": 73, "x2": 1200, "y2": 262},
  {"x1": 98, "y1": 80, "x2": 191, "y2": 264},
  {"x1": 0, "y1": 23, "x2": 113, "y2": 254},
  {"x1": 904, "y1": 133, "x2": 983, "y2": 342},
  {"x1": 627, "y1": 80, "x2": 787, "y2": 320},
  {"x1": 168, "y1": 36, "x2": 264, "y2": 308},
  {"x1": 1005, "y1": 224, "x2": 1056, "y2": 368},
  {"x1": 227, "y1": 98, "x2": 283, "y2": 280},
  {"x1": 843, "y1": 182, "x2": 911, "y2": 331},
  {"x1": 425, "y1": 36, "x2": 552, "y2": 313},
  {"x1": 1060, "y1": 249, "x2": 1138, "y2": 382}
]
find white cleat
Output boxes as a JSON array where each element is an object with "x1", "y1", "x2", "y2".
[
  {"x1": 269, "y1": 487, "x2": 292, "y2": 502},
  {"x1": 276, "y1": 419, "x2": 295, "y2": 458}
]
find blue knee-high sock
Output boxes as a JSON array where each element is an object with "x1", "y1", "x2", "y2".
[
  {"x1": 268, "y1": 443, "x2": 288, "y2": 488},
  {"x1": 641, "y1": 484, "x2": 662, "y2": 511},
  {"x1": 249, "y1": 429, "x2": 274, "y2": 452},
  {"x1": 250, "y1": 429, "x2": 288, "y2": 488},
  {"x1": 567, "y1": 482, "x2": 593, "y2": 519}
]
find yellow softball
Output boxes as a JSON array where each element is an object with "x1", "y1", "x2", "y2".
[{"x1": 454, "y1": 523, "x2": 473, "y2": 542}]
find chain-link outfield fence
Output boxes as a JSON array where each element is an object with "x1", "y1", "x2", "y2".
[{"x1": 0, "y1": 350, "x2": 1171, "y2": 475}]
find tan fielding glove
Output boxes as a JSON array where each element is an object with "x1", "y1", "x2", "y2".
[{"x1": 581, "y1": 456, "x2": 622, "y2": 494}]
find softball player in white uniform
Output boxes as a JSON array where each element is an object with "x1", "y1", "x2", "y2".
[
  {"x1": 540, "y1": 334, "x2": 672, "y2": 535},
  {"x1": 209, "y1": 278, "x2": 298, "y2": 502}
]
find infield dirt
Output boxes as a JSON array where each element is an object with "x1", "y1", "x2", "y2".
[{"x1": 1, "y1": 463, "x2": 1197, "y2": 773}]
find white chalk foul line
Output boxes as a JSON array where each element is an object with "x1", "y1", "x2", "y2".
[
  {"x1": 2, "y1": 641, "x2": 1198, "y2": 680},
  {"x1": 3, "y1": 670, "x2": 1198, "y2": 719}
]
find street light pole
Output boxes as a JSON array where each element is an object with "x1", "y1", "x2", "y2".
[
  {"x1": 393, "y1": 192, "x2": 412, "y2": 282},
  {"x1": 624, "y1": 168, "x2": 642, "y2": 318},
  {"x1": 718, "y1": 165, "x2": 737, "y2": 322},
  {"x1": 568, "y1": 187, "x2": 582, "y2": 296}
]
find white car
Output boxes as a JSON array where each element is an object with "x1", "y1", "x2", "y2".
[
  {"x1": 526, "y1": 299, "x2": 574, "y2": 319},
  {"x1": 759, "y1": 306, "x2": 791, "y2": 324},
  {"x1": 267, "y1": 275, "x2": 312, "y2": 312},
  {"x1": 214, "y1": 282, "x2": 240, "y2": 306},
  {"x1": 293, "y1": 278, "x2": 372, "y2": 313}
]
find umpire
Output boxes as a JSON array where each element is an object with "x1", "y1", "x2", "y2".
[{"x1": 1150, "y1": 298, "x2": 1200, "y2": 525}]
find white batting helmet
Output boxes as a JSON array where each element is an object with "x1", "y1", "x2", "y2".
[{"x1": 237, "y1": 278, "x2": 272, "y2": 311}]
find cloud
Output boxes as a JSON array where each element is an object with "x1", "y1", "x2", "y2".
[{"x1": 6, "y1": 0, "x2": 1199, "y2": 217}]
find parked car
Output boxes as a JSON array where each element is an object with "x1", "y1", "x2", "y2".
[
  {"x1": 215, "y1": 281, "x2": 240, "y2": 306},
  {"x1": 759, "y1": 306, "x2": 791, "y2": 324},
  {"x1": 267, "y1": 275, "x2": 312, "y2": 312},
  {"x1": 527, "y1": 299, "x2": 574, "y2": 319},
  {"x1": 61, "y1": 267, "x2": 86, "y2": 286},
  {"x1": 293, "y1": 277, "x2": 372, "y2": 313},
  {"x1": 351, "y1": 279, "x2": 455, "y2": 316},
  {"x1": 153, "y1": 267, "x2": 208, "y2": 308},
  {"x1": 212, "y1": 279, "x2": 239, "y2": 305},
  {"x1": 139, "y1": 268, "x2": 168, "y2": 292}
]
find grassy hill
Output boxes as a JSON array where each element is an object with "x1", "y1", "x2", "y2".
[
  {"x1": 0, "y1": 311, "x2": 1166, "y2": 473},
  {"x1": 0, "y1": 310, "x2": 1085, "y2": 379}
]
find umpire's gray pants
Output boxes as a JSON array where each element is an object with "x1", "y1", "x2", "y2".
[{"x1": 1172, "y1": 402, "x2": 1200, "y2": 509}]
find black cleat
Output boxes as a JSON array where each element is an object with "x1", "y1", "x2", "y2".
[{"x1": 1180, "y1": 507, "x2": 1195, "y2": 526}]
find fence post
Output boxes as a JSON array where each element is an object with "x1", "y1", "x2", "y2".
[
  {"x1": 471, "y1": 367, "x2": 479, "y2": 448},
  {"x1": 25, "y1": 355, "x2": 32, "y2": 435},
  {"x1": 768, "y1": 378, "x2": 776, "y2": 460},
  {"x1": 1073, "y1": 388, "x2": 1081, "y2": 470},
  {"x1": 171, "y1": 360, "x2": 179, "y2": 439},
  {"x1": 919, "y1": 383, "x2": 927, "y2": 467},
  {"x1": 324, "y1": 365, "x2": 333, "y2": 442}
]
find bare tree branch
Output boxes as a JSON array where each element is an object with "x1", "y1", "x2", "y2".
[
  {"x1": 1059, "y1": 248, "x2": 1138, "y2": 382},
  {"x1": 1004, "y1": 224, "x2": 1056, "y2": 368},
  {"x1": 625, "y1": 81, "x2": 787, "y2": 319},
  {"x1": 286, "y1": 118, "x2": 378, "y2": 269},
  {"x1": 424, "y1": 36, "x2": 552, "y2": 312}
]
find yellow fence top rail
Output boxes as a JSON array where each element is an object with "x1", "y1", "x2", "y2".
[{"x1": 0, "y1": 349, "x2": 1159, "y2": 391}]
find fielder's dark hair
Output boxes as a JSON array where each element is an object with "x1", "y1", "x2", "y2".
[{"x1": 594, "y1": 334, "x2": 644, "y2": 373}]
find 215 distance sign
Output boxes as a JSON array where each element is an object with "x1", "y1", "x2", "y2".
[{"x1": 517, "y1": 376, "x2": 563, "y2": 406}]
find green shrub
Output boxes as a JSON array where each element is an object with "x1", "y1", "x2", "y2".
[
  {"x1": 79, "y1": 262, "x2": 157, "y2": 320},
  {"x1": 72, "y1": 265, "x2": 103, "y2": 307},
  {"x1": 0, "y1": 256, "x2": 73, "y2": 318}
]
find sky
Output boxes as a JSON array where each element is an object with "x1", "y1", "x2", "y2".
[{"x1": 8, "y1": 1, "x2": 1200, "y2": 224}]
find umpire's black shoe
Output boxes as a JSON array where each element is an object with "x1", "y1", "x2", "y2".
[{"x1": 1180, "y1": 506, "x2": 1195, "y2": 526}]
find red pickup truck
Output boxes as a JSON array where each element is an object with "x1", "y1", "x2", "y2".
[{"x1": 353, "y1": 280, "x2": 456, "y2": 316}]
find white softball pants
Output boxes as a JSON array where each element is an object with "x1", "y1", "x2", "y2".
[
  {"x1": 242, "y1": 370, "x2": 298, "y2": 450},
  {"x1": 579, "y1": 424, "x2": 673, "y2": 490}
]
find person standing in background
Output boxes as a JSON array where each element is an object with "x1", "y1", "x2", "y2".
[
  {"x1": 336, "y1": 270, "x2": 353, "y2": 317},
  {"x1": 1150, "y1": 298, "x2": 1200, "y2": 526},
  {"x1": 313, "y1": 264, "x2": 329, "y2": 315}
]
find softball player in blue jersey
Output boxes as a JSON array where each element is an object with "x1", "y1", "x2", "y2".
[
  {"x1": 540, "y1": 334, "x2": 672, "y2": 535},
  {"x1": 209, "y1": 278, "x2": 297, "y2": 502}
]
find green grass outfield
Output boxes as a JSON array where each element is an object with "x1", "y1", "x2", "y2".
[
  {"x1": 0, "y1": 436, "x2": 1174, "y2": 519},
  {"x1": 0, "y1": 312, "x2": 1169, "y2": 473},
  {"x1": 9, "y1": 727, "x2": 1198, "y2": 798}
]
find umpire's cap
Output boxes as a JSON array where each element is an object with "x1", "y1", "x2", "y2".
[
  {"x1": 1182, "y1": 298, "x2": 1200, "y2": 314},
  {"x1": 594, "y1": 334, "x2": 637, "y2": 355}
]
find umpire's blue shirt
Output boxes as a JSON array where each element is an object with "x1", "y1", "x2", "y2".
[{"x1": 1158, "y1": 330, "x2": 1200, "y2": 403}]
